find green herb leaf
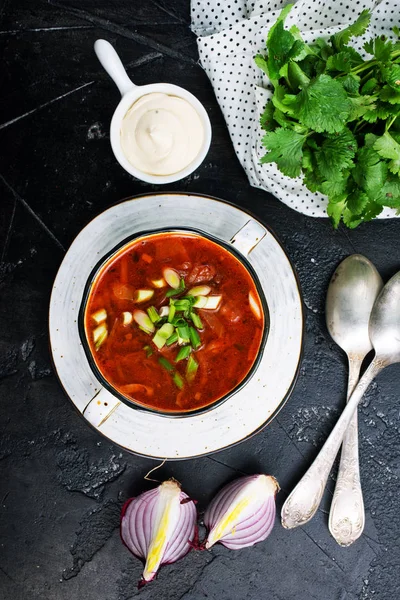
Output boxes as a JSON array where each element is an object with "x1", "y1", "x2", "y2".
[
  {"x1": 379, "y1": 85, "x2": 400, "y2": 105},
  {"x1": 372, "y1": 36, "x2": 393, "y2": 62},
  {"x1": 287, "y1": 75, "x2": 351, "y2": 133},
  {"x1": 330, "y1": 9, "x2": 371, "y2": 51},
  {"x1": 346, "y1": 189, "x2": 369, "y2": 213},
  {"x1": 261, "y1": 128, "x2": 306, "y2": 177},
  {"x1": 320, "y1": 175, "x2": 349, "y2": 202},
  {"x1": 374, "y1": 132, "x2": 400, "y2": 161},
  {"x1": 326, "y1": 47, "x2": 363, "y2": 73},
  {"x1": 259, "y1": 101, "x2": 276, "y2": 131},
  {"x1": 254, "y1": 53, "x2": 269, "y2": 76},
  {"x1": 315, "y1": 129, "x2": 357, "y2": 180},
  {"x1": 265, "y1": 4, "x2": 304, "y2": 81},
  {"x1": 327, "y1": 199, "x2": 346, "y2": 228},
  {"x1": 287, "y1": 61, "x2": 310, "y2": 90},
  {"x1": 348, "y1": 94, "x2": 377, "y2": 121},
  {"x1": 361, "y1": 77, "x2": 378, "y2": 95},
  {"x1": 375, "y1": 175, "x2": 400, "y2": 207},
  {"x1": 384, "y1": 64, "x2": 400, "y2": 91},
  {"x1": 271, "y1": 84, "x2": 295, "y2": 115},
  {"x1": 352, "y1": 146, "x2": 388, "y2": 197},
  {"x1": 341, "y1": 73, "x2": 361, "y2": 94}
]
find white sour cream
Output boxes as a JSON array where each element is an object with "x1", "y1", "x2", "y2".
[{"x1": 120, "y1": 93, "x2": 205, "y2": 176}]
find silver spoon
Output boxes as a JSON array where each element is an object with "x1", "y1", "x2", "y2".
[
  {"x1": 326, "y1": 255, "x2": 383, "y2": 546},
  {"x1": 281, "y1": 270, "x2": 400, "y2": 530}
]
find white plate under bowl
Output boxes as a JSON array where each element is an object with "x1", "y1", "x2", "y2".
[{"x1": 49, "y1": 193, "x2": 303, "y2": 459}]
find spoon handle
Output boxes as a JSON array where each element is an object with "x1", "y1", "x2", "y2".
[
  {"x1": 94, "y1": 39, "x2": 135, "y2": 96},
  {"x1": 281, "y1": 357, "x2": 385, "y2": 529},
  {"x1": 328, "y1": 355, "x2": 364, "y2": 546}
]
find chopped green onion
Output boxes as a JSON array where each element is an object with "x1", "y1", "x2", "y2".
[
  {"x1": 174, "y1": 299, "x2": 191, "y2": 312},
  {"x1": 177, "y1": 323, "x2": 190, "y2": 343},
  {"x1": 166, "y1": 331, "x2": 179, "y2": 346},
  {"x1": 147, "y1": 306, "x2": 160, "y2": 323},
  {"x1": 186, "y1": 355, "x2": 199, "y2": 382},
  {"x1": 133, "y1": 289, "x2": 155, "y2": 303},
  {"x1": 92, "y1": 308, "x2": 107, "y2": 324},
  {"x1": 175, "y1": 345, "x2": 192, "y2": 362},
  {"x1": 152, "y1": 278, "x2": 166, "y2": 288},
  {"x1": 180, "y1": 296, "x2": 196, "y2": 305},
  {"x1": 165, "y1": 278, "x2": 185, "y2": 298},
  {"x1": 189, "y1": 327, "x2": 201, "y2": 349},
  {"x1": 159, "y1": 323, "x2": 174, "y2": 338},
  {"x1": 159, "y1": 306, "x2": 169, "y2": 318},
  {"x1": 143, "y1": 345, "x2": 153, "y2": 357},
  {"x1": 93, "y1": 323, "x2": 108, "y2": 350},
  {"x1": 122, "y1": 311, "x2": 133, "y2": 325},
  {"x1": 168, "y1": 303, "x2": 176, "y2": 323},
  {"x1": 193, "y1": 296, "x2": 207, "y2": 309},
  {"x1": 190, "y1": 311, "x2": 203, "y2": 330},
  {"x1": 203, "y1": 295, "x2": 222, "y2": 310},
  {"x1": 158, "y1": 357, "x2": 174, "y2": 372},
  {"x1": 95, "y1": 331, "x2": 107, "y2": 351},
  {"x1": 133, "y1": 310, "x2": 155, "y2": 334},
  {"x1": 173, "y1": 317, "x2": 187, "y2": 328},
  {"x1": 152, "y1": 323, "x2": 174, "y2": 349},
  {"x1": 163, "y1": 268, "x2": 180, "y2": 289},
  {"x1": 173, "y1": 372, "x2": 184, "y2": 389},
  {"x1": 249, "y1": 291, "x2": 262, "y2": 320},
  {"x1": 187, "y1": 285, "x2": 211, "y2": 297}
]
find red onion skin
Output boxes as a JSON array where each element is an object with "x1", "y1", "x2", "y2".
[{"x1": 120, "y1": 483, "x2": 197, "y2": 588}]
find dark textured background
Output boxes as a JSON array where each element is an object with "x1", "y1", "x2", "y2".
[{"x1": 1, "y1": 2, "x2": 399, "y2": 599}]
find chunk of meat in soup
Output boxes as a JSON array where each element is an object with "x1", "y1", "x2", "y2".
[{"x1": 187, "y1": 264, "x2": 216, "y2": 284}]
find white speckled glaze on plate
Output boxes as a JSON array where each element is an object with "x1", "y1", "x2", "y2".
[{"x1": 49, "y1": 193, "x2": 303, "y2": 459}]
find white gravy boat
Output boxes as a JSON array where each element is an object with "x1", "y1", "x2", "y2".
[{"x1": 94, "y1": 39, "x2": 212, "y2": 184}]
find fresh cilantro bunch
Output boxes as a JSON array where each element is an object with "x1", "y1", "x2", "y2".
[{"x1": 254, "y1": 5, "x2": 400, "y2": 228}]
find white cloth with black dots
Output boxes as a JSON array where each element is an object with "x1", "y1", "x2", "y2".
[{"x1": 191, "y1": 0, "x2": 398, "y2": 218}]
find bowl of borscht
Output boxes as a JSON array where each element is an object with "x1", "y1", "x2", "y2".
[{"x1": 79, "y1": 228, "x2": 268, "y2": 417}]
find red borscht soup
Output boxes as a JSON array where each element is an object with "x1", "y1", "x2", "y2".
[{"x1": 83, "y1": 232, "x2": 265, "y2": 414}]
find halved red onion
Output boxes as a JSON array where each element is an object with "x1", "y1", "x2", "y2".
[
  {"x1": 120, "y1": 479, "x2": 197, "y2": 587},
  {"x1": 204, "y1": 474, "x2": 280, "y2": 550}
]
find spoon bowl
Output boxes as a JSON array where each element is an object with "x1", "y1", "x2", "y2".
[
  {"x1": 94, "y1": 39, "x2": 212, "y2": 184},
  {"x1": 369, "y1": 271, "x2": 400, "y2": 362},
  {"x1": 326, "y1": 254, "x2": 383, "y2": 357}
]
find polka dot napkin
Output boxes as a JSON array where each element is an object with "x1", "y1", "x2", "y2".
[{"x1": 191, "y1": 0, "x2": 398, "y2": 218}]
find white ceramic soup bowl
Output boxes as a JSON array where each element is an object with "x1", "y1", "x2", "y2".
[
  {"x1": 94, "y1": 39, "x2": 212, "y2": 184},
  {"x1": 78, "y1": 225, "x2": 269, "y2": 418}
]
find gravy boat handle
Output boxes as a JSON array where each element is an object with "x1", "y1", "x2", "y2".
[{"x1": 94, "y1": 39, "x2": 136, "y2": 96}]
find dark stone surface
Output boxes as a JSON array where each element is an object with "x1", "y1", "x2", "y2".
[{"x1": 0, "y1": 2, "x2": 399, "y2": 599}]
